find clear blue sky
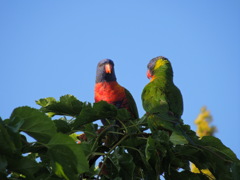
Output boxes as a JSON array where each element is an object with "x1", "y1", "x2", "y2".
[{"x1": 1, "y1": 1, "x2": 240, "y2": 158}]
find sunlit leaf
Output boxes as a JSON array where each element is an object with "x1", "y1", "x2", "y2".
[
  {"x1": 170, "y1": 131, "x2": 188, "y2": 145},
  {"x1": 36, "y1": 95, "x2": 83, "y2": 117}
]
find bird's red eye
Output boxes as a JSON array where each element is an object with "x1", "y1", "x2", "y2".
[{"x1": 105, "y1": 64, "x2": 112, "y2": 74}]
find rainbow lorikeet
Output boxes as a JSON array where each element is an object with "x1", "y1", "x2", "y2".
[
  {"x1": 141, "y1": 56, "x2": 183, "y2": 120},
  {"x1": 94, "y1": 59, "x2": 139, "y2": 121}
]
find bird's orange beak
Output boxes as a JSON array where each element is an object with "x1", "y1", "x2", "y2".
[
  {"x1": 105, "y1": 64, "x2": 112, "y2": 74},
  {"x1": 147, "y1": 70, "x2": 152, "y2": 79}
]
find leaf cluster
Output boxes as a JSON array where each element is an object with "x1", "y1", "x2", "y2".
[{"x1": 0, "y1": 94, "x2": 239, "y2": 180}]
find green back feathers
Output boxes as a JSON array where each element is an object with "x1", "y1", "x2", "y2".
[{"x1": 142, "y1": 56, "x2": 183, "y2": 119}]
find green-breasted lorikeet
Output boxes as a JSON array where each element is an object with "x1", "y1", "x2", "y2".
[
  {"x1": 141, "y1": 56, "x2": 183, "y2": 120},
  {"x1": 94, "y1": 59, "x2": 139, "y2": 120}
]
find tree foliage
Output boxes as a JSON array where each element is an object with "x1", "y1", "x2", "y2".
[{"x1": 0, "y1": 95, "x2": 239, "y2": 180}]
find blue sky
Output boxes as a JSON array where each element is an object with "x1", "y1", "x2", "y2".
[{"x1": 1, "y1": 1, "x2": 240, "y2": 158}]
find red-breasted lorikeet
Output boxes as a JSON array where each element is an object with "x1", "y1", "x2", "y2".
[
  {"x1": 142, "y1": 56, "x2": 183, "y2": 120},
  {"x1": 94, "y1": 59, "x2": 139, "y2": 121}
]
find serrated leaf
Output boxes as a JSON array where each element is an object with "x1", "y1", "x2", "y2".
[
  {"x1": 72, "y1": 101, "x2": 118, "y2": 128},
  {"x1": 9, "y1": 106, "x2": 57, "y2": 143},
  {"x1": 73, "y1": 103, "x2": 97, "y2": 128},
  {"x1": 93, "y1": 101, "x2": 117, "y2": 118},
  {"x1": 37, "y1": 95, "x2": 83, "y2": 117},
  {"x1": 36, "y1": 97, "x2": 57, "y2": 107}
]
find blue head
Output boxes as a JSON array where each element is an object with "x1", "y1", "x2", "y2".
[{"x1": 96, "y1": 59, "x2": 117, "y2": 83}]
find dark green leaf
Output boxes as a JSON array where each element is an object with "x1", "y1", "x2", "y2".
[
  {"x1": 109, "y1": 147, "x2": 135, "y2": 180},
  {"x1": 73, "y1": 103, "x2": 98, "y2": 128},
  {"x1": 47, "y1": 133, "x2": 89, "y2": 178},
  {"x1": 53, "y1": 120, "x2": 71, "y2": 134},
  {"x1": 116, "y1": 108, "x2": 131, "y2": 122},
  {"x1": 232, "y1": 161, "x2": 240, "y2": 180},
  {"x1": 9, "y1": 106, "x2": 57, "y2": 143},
  {"x1": 93, "y1": 101, "x2": 117, "y2": 119},
  {"x1": 8, "y1": 156, "x2": 41, "y2": 179},
  {"x1": 0, "y1": 123, "x2": 16, "y2": 154},
  {"x1": 145, "y1": 136, "x2": 162, "y2": 176},
  {"x1": 83, "y1": 123, "x2": 98, "y2": 142},
  {"x1": 147, "y1": 114, "x2": 187, "y2": 142},
  {"x1": 0, "y1": 155, "x2": 7, "y2": 172},
  {"x1": 200, "y1": 136, "x2": 238, "y2": 161},
  {"x1": 73, "y1": 101, "x2": 117, "y2": 128}
]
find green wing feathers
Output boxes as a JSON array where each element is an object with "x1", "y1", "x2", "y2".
[
  {"x1": 142, "y1": 83, "x2": 169, "y2": 114},
  {"x1": 142, "y1": 81, "x2": 183, "y2": 119},
  {"x1": 124, "y1": 89, "x2": 139, "y2": 119},
  {"x1": 166, "y1": 84, "x2": 183, "y2": 119}
]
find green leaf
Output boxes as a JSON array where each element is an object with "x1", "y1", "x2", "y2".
[
  {"x1": 47, "y1": 133, "x2": 89, "y2": 179},
  {"x1": 200, "y1": 136, "x2": 238, "y2": 161},
  {"x1": 109, "y1": 147, "x2": 135, "y2": 180},
  {"x1": 36, "y1": 95, "x2": 83, "y2": 117},
  {"x1": 232, "y1": 161, "x2": 240, "y2": 180},
  {"x1": 174, "y1": 145, "x2": 210, "y2": 170},
  {"x1": 53, "y1": 120, "x2": 71, "y2": 134},
  {"x1": 0, "y1": 123, "x2": 16, "y2": 154},
  {"x1": 36, "y1": 97, "x2": 57, "y2": 107},
  {"x1": 3, "y1": 117, "x2": 24, "y2": 152},
  {"x1": 116, "y1": 108, "x2": 131, "y2": 122},
  {"x1": 73, "y1": 101, "x2": 117, "y2": 128},
  {"x1": 73, "y1": 103, "x2": 97, "y2": 128},
  {"x1": 54, "y1": 162, "x2": 70, "y2": 180},
  {"x1": 145, "y1": 136, "x2": 155, "y2": 162},
  {"x1": 8, "y1": 156, "x2": 41, "y2": 179},
  {"x1": 145, "y1": 136, "x2": 162, "y2": 176},
  {"x1": 9, "y1": 106, "x2": 57, "y2": 143},
  {"x1": 170, "y1": 131, "x2": 188, "y2": 145},
  {"x1": 82, "y1": 123, "x2": 98, "y2": 143},
  {"x1": 0, "y1": 154, "x2": 7, "y2": 173},
  {"x1": 93, "y1": 101, "x2": 118, "y2": 119}
]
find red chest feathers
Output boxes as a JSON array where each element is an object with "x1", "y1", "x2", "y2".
[{"x1": 94, "y1": 82, "x2": 126, "y2": 103}]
